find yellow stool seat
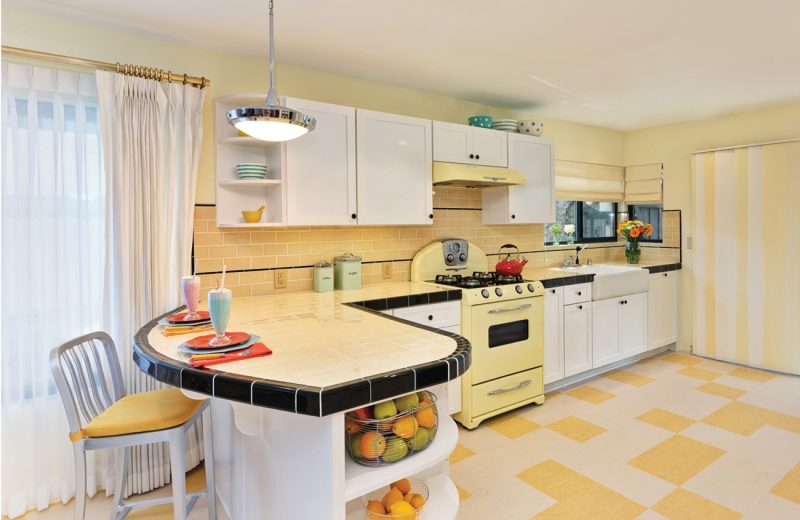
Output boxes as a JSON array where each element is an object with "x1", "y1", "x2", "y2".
[{"x1": 70, "y1": 388, "x2": 204, "y2": 441}]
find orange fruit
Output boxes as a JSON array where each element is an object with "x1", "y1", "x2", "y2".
[
  {"x1": 366, "y1": 500, "x2": 386, "y2": 519},
  {"x1": 392, "y1": 478, "x2": 411, "y2": 495},
  {"x1": 378, "y1": 419, "x2": 394, "y2": 432},
  {"x1": 389, "y1": 500, "x2": 417, "y2": 520},
  {"x1": 345, "y1": 417, "x2": 363, "y2": 435},
  {"x1": 391, "y1": 415, "x2": 418, "y2": 439},
  {"x1": 410, "y1": 493, "x2": 426, "y2": 509},
  {"x1": 359, "y1": 431, "x2": 386, "y2": 459},
  {"x1": 403, "y1": 492, "x2": 414, "y2": 503},
  {"x1": 414, "y1": 406, "x2": 436, "y2": 428},
  {"x1": 382, "y1": 486, "x2": 404, "y2": 510}
]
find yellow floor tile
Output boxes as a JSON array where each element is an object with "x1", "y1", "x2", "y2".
[
  {"x1": 517, "y1": 460, "x2": 646, "y2": 520},
  {"x1": 702, "y1": 401, "x2": 800, "y2": 436},
  {"x1": 636, "y1": 408, "x2": 695, "y2": 433},
  {"x1": 652, "y1": 488, "x2": 742, "y2": 519},
  {"x1": 628, "y1": 435, "x2": 726, "y2": 485},
  {"x1": 547, "y1": 416, "x2": 607, "y2": 443},
  {"x1": 727, "y1": 367, "x2": 776, "y2": 383},
  {"x1": 695, "y1": 382, "x2": 747, "y2": 400},
  {"x1": 661, "y1": 352, "x2": 702, "y2": 366},
  {"x1": 565, "y1": 385, "x2": 616, "y2": 405},
  {"x1": 678, "y1": 366, "x2": 723, "y2": 381},
  {"x1": 771, "y1": 463, "x2": 800, "y2": 504},
  {"x1": 604, "y1": 370, "x2": 655, "y2": 387},
  {"x1": 484, "y1": 413, "x2": 540, "y2": 439},
  {"x1": 455, "y1": 482, "x2": 472, "y2": 501},
  {"x1": 449, "y1": 443, "x2": 476, "y2": 464}
]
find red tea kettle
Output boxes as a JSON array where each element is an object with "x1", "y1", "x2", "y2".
[{"x1": 495, "y1": 244, "x2": 528, "y2": 275}]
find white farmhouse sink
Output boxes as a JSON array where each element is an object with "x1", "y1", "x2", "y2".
[{"x1": 550, "y1": 264, "x2": 650, "y2": 300}]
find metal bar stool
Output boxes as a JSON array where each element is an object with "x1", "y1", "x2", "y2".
[{"x1": 50, "y1": 331, "x2": 217, "y2": 520}]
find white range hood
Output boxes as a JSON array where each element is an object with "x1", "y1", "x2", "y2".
[{"x1": 432, "y1": 162, "x2": 526, "y2": 187}]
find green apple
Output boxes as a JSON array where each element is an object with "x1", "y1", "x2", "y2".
[
  {"x1": 349, "y1": 436, "x2": 363, "y2": 458},
  {"x1": 393, "y1": 393, "x2": 420, "y2": 412},
  {"x1": 374, "y1": 400, "x2": 398, "y2": 420},
  {"x1": 382, "y1": 437, "x2": 409, "y2": 462},
  {"x1": 406, "y1": 426, "x2": 429, "y2": 451}
]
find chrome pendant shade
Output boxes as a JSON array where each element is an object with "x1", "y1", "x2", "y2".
[{"x1": 226, "y1": 0, "x2": 315, "y2": 141}]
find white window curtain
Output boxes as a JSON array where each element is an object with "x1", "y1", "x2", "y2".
[
  {"x1": 1, "y1": 64, "x2": 110, "y2": 517},
  {"x1": 95, "y1": 70, "x2": 206, "y2": 495}
]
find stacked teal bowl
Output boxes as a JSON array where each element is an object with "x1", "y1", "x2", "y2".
[
  {"x1": 235, "y1": 163, "x2": 268, "y2": 180},
  {"x1": 467, "y1": 115, "x2": 493, "y2": 128}
]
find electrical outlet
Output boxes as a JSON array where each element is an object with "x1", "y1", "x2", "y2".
[
  {"x1": 382, "y1": 262, "x2": 392, "y2": 279},
  {"x1": 274, "y1": 270, "x2": 288, "y2": 289}
]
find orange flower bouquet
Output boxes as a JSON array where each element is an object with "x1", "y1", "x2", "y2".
[{"x1": 617, "y1": 220, "x2": 653, "y2": 264}]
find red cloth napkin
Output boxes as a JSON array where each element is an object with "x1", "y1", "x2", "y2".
[{"x1": 190, "y1": 342, "x2": 272, "y2": 368}]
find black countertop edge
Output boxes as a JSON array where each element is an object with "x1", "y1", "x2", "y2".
[
  {"x1": 540, "y1": 273, "x2": 596, "y2": 289},
  {"x1": 643, "y1": 262, "x2": 682, "y2": 273},
  {"x1": 133, "y1": 301, "x2": 471, "y2": 418},
  {"x1": 347, "y1": 289, "x2": 461, "y2": 312}
]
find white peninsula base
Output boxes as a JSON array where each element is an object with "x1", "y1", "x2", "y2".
[{"x1": 207, "y1": 383, "x2": 460, "y2": 520}]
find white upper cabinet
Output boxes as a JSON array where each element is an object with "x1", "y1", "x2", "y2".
[
  {"x1": 284, "y1": 98, "x2": 356, "y2": 226},
  {"x1": 432, "y1": 121, "x2": 507, "y2": 167},
  {"x1": 482, "y1": 134, "x2": 554, "y2": 224},
  {"x1": 356, "y1": 109, "x2": 433, "y2": 225}
]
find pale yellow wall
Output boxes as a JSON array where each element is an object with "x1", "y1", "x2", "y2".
[
  {"x1": 624, "y1": 102, "x2": 800, "y2": 350},
  {"x1": 2, "y1": 4, "x2": 624, "y2": 204}
]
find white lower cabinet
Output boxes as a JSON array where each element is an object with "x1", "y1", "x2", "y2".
[
  {"x1": 543, "y1": 287, "x2": 564, "y2": 384},
  {"x1": 648, "y1": 271, "x2": 679, "y2": 350},
  {"x1": 592, "y1": 293, "x2": 647, "y2": 368},
  {"x1": 387, "y1": 301, "x2": 462, "y2": 415},
  {"x1": 563, "y1": 302, "x2": 592, "y2": 377}
]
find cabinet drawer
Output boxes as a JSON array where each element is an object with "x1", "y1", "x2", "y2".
[
  {"x1": 393, "y1": 301, "x2": 460, "y2": 328},
  {"x1": 470, "y1": 368, "x2": 543, "y2": 417},
  {"x1": 563, "y1": 283, "x2": 591, "y2": 305}
]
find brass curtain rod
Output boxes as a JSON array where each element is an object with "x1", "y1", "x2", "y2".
[{"x1": 2, "y1": 45, "x2": 210, "y2": 88}]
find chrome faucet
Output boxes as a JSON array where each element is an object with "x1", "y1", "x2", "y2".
[{"x1": 574, "y1": 244, "x2": 587, "y2": 265}]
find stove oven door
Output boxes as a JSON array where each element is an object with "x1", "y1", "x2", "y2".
[{"x1": 468, "y1": 296, "x2": 544, "y2": 385}]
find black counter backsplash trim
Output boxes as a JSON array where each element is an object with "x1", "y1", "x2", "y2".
[
  {"x1": 541, "y1": 274, "x2": 596, "y2": 289},
  {"x1": 133, "y1": 297, "x2": 471, "y2": 417},
  {"x1": 644, "y1": 263, "x2": 682, "y2": 273}
]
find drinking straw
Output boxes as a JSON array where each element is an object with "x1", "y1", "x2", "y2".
[{"x1": 221, "y1": 264, "x2": 227, "y2": 289}]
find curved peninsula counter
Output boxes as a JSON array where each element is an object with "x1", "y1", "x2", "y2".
[{"x1": 133, "y1": 282, "x2": 471, "y2": 520}]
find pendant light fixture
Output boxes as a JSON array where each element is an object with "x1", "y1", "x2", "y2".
[{"x1": 226, "y1": 0, "x2": 315, "y2": 141}]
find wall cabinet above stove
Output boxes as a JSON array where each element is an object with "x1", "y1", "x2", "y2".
[
  {"x1": 482, "y1": 134, "x2": 555, "y2": 224},
  {"x1": 432, "y1": 121, "x2": 508, "y2": 167}
]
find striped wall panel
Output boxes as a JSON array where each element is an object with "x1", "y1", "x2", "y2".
[{"x1": 693, "y1": 140, "x2": 800, "y2": 375}]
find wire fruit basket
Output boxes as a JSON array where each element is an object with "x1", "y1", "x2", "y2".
[{"x1": 345, "y1": 390, "x2": 438, "y2": 467}]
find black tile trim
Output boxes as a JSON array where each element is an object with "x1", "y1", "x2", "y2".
[
  {"x1": 132, "y1": 296, "x2": 471, "y2": 417},
  {"x1": 348, "y1": 290, "x2": 461, "y2": 312},
  {"x1": 540, "y1": 273, "x2": 596, "y2": 289},
  {"x1": 643, "y1": 263, "x2": 682, "y2": 273}
]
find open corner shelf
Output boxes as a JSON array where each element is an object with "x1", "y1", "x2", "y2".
[
  {"x1": 216, "y1": 222, "x2": 286, "y2": 228},
  {"x1": 218, "y1": 179, "x2": 282, "y2": 187}
]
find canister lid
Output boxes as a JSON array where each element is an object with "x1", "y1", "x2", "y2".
[
  {"x1": 314, "y1": 260, "x2": 333, "y2": 268},
  {"x1": 334, "y1": 252, "x2": 361, "y2": 262}
]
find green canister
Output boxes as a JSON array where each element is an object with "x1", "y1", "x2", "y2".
[
  {"x1": 334, "y1": 253, "x2": 362, "y2": 290},
  {"x1": 313, "y1": 260, "x2": 334, "y2": 293}
]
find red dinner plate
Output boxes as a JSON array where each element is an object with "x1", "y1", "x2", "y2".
[
  {"x1": 186, "y1": 332, "x2": 250, "y2": 349},
  {"x1": 168, "y1": 311, "x2": 211, "y2": 324}
]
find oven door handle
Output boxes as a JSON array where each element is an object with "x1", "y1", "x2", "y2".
[
  {"x1": 487, "y1": 303, "x2": 533, "y2": 314},
  {"x1": 487, "y1": 379, "x2": 532, "y2": 396}
]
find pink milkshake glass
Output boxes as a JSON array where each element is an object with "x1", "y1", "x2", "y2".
[{"x1": 181, "y1": 275, "x2": 202, "y2": 321}]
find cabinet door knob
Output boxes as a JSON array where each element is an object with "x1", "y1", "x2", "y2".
[
  {"x1": 475, "y1": 154, "x2": 480, "y2": 160},
  {"x1": 469, "y1": 154, "x2": 474, "y2": 159},
  {"x1": 428, "y1": 315, "x2": 434, "y2": 321},
  {"x1": 511, "y1": 214, "x2": 516, "y2": 219},
  {"x1": 577, "y1": 291, "x2": 582, "y2": 296},
  {"x1": 429, "y1": 213, "x2": 434, "y2": 219},
  {"x1": 351, "y1": 213, "x2": 357, "y2": 219},
  {"x1": 577, "y1": 305, "x2": 583, "y2": 310},
  {"x1": 551, "y1": 289, "x2": 556, "y2": 294},
  {"x1": 663, "y1": 273, "x2": 668, "y2": 277}
]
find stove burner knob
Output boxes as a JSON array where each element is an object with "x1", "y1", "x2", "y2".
[
  {"x1": 446, "y1": 253, "x2": 455, "y2": 263},
  {"x1": 516, "y1": 285, "x2": 523, "y2": 294},
  {"x1": 495, "y1": 288, "x2": 503, "y2": 297},
  {"x1": 459, "y1": 253, "x2": 467, "y2": 262},
  {"x1": 528, "y1": 283, "x2": 535, "y2": 292},
  {"x1": 481, "y1": 289, "x2": 490, "y2": 298}
]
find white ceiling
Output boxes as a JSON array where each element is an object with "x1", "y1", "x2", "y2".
[{"x1": 10, "y1": 0, "x2": 800, "y2": 130}]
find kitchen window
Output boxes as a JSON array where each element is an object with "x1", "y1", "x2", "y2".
[
  {"x1": 545, "y1": 200, "x2": 618, "y2": 244},
  {"x1": 629, "y1": 204, "x2": 663, "y2": 242}
]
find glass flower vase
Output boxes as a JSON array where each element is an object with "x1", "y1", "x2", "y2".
[{"x1": 625, "y1": 240, "x2": 641, "y2": 264}]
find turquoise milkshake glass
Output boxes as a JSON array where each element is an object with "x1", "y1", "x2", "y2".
[{"x1": 207, "y1": 287, "x2": 232, "y2": 346}]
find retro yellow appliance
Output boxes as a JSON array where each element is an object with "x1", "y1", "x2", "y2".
[{"x1": 411, "y1": 239, "x2": 545, "y2": 429}]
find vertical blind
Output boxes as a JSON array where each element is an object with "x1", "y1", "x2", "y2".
[{"x1": 693, "y1": 141, "x2": 800, "y2": 374}]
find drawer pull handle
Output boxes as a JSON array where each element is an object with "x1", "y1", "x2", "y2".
[
  {"x1": 488, "y1": 379, "x2": 532, "y2": 396},
  {"x1": 577, "y1": 291, "x2": 582, "y2": 296},
  {"x1": 488, "y1": 303, "x2": 533, "y2": 314},
  {"x1": 577, "y1": 305, "x2": 583, "y2": 310},
  {"x1": 428, "y1": 315, "x2": 434, "y2": 321},
  {"x1": 663, "y1": 273, "x2": 668, "y2": 277}
]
